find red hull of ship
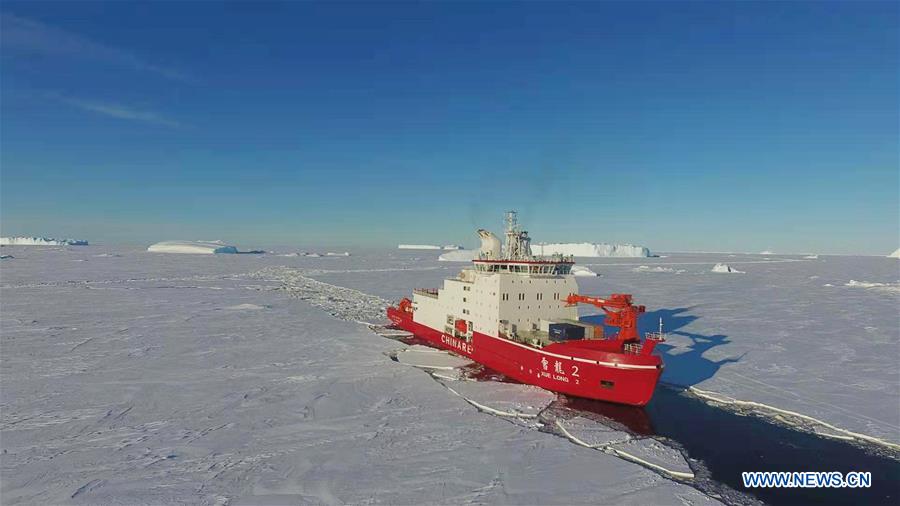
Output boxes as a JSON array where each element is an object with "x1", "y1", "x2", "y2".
[{"x1": 388, "y1": 307, "x2": 663, "y2": 406}]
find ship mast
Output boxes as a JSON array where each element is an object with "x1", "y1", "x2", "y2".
[{"x1": 502, "y1": 211, "x2": 532, "y2": 260}]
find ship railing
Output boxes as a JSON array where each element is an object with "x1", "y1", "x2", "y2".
[
  {"x1": 645, "y1": 331, "x2": 667, "y2": 342},
  {"x1": 624, "y1": 342, "x2": 643, "y2": 355},
  {"x1": 413, "y1": 288, "x2": 439, "y2": 298}
]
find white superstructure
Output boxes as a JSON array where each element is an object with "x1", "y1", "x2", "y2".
[{"x1": 412, "y1": 211, "x2": 579, "y2": 339}]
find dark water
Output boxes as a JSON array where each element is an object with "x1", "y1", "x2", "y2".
[{"x1": 560, "y1": 386, "x2": 900, "y2": 506}]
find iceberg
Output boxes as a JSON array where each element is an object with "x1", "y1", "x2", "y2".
[
  {"x1": 888, "y1": 248, "x2": 900, "y2": 258},
  {"x1": 147, "y1": 241, "x2": 238, "y2": 255},
  {"x1": 531, "y1": 242, "x2": 650, "y2": 258},
  {"x1": 571, "y1": 265, "x2": 598, "y2": 277},
  {"x1": 438, "y1": 249, "x2": 477, "y2": 262},
  {"x1": 0, "y1": 236, "x2": 88, "y2": 246},
  {"x1": 711, "y1": 263, "x2": 745, "y2": 274},
  {"x1": 398, "y1": 244, "x2": 442, "y2": 250},
  {"x1": 442, "y1": 245, "x2": 463, "y2": 250}
]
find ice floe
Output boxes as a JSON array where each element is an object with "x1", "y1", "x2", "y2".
[
  {"x1": 633, "y1": 265, "x2": 685, "y2": 274},
  {"x1": 391, "y1": 345, "x2": 473, "y2": 370},
  {"x1": 845, "y1": 280, "x2": 900, "y2": 293}
]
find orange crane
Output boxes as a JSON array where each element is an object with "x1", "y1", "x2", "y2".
[{"x1": 565, "y1": 293, "x2": 646, "y2": 342}]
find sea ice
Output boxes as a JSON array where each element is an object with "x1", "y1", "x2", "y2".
[
  {"x1": 633, "y1": 265, "x2": 685, "y2": 274},
  {"x1": 845, "y1": 279, "x2": 900, "y2": 293},
  {"x1": 0, "y1": 246, "x2": 714, "y2": 505},
  {"x1": 391, "y1": 345, "x2": 473, "y2": 370}
]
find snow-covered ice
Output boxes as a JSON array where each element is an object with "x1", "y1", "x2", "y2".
[
  {"x1": 531, "y1": 242, "x2": 650, "y2": 257},
  {"x1": 147, "y1": 240, "x2": 239, "y2": 254},
  {"x1": 0, "y1": 245, "x2": 716, "y2": 505},
  {"x1": 1, "y1": 236, "x2": 88, "y2": 246}
]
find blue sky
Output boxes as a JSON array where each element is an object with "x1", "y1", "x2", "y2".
[{"x1": 1, "y1": 1, "x2": 897, "y2": 254}]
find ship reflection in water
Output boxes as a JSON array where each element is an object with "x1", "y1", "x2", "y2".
[{"x1": 554, "y1": 394, "x2": 654, "y2": 436}]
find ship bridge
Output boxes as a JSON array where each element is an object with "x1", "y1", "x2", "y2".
[
  {"x1": 472, "y1": 258, "x2": 573, "y2": 275},
  {"x1": 472, "y1": 211, "x2": 574, "y2": 275}
]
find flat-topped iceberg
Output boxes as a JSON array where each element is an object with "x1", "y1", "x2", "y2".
[
  {"x1": 147, "y1": 241, "x2": 238, "y2": 255},
  {"x1": 438, "y1": 249, "x2": 477, "y2": 262},
  {"x1": 1, "y1": 236, "x2": 88, "y2": 246},
  {"x1": 398, "y1": 244, "x2": 442, "y2": 250},
  {"x1": 531, "y1": 242, "x2": 650, "y2": 258}
]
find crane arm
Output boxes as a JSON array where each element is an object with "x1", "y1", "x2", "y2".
[{"x1": 565, "y1": 293, "x2": 646, "y2": 342}]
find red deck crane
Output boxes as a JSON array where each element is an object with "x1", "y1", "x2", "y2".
[{"x1": 565, "y1": 293, "x2": 646, "y2": 342}]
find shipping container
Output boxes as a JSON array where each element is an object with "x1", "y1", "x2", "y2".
[{"x1": 549, "y1": 323, "x2": 585, "y2": 341}]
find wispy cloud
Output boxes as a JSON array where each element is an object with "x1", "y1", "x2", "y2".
[
  {"x1": 1, "y1": 12, "x2": 193, "y2": 82},
  {"x1": 52, "y1": 94, "x2": 183, "y2": 128}
]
